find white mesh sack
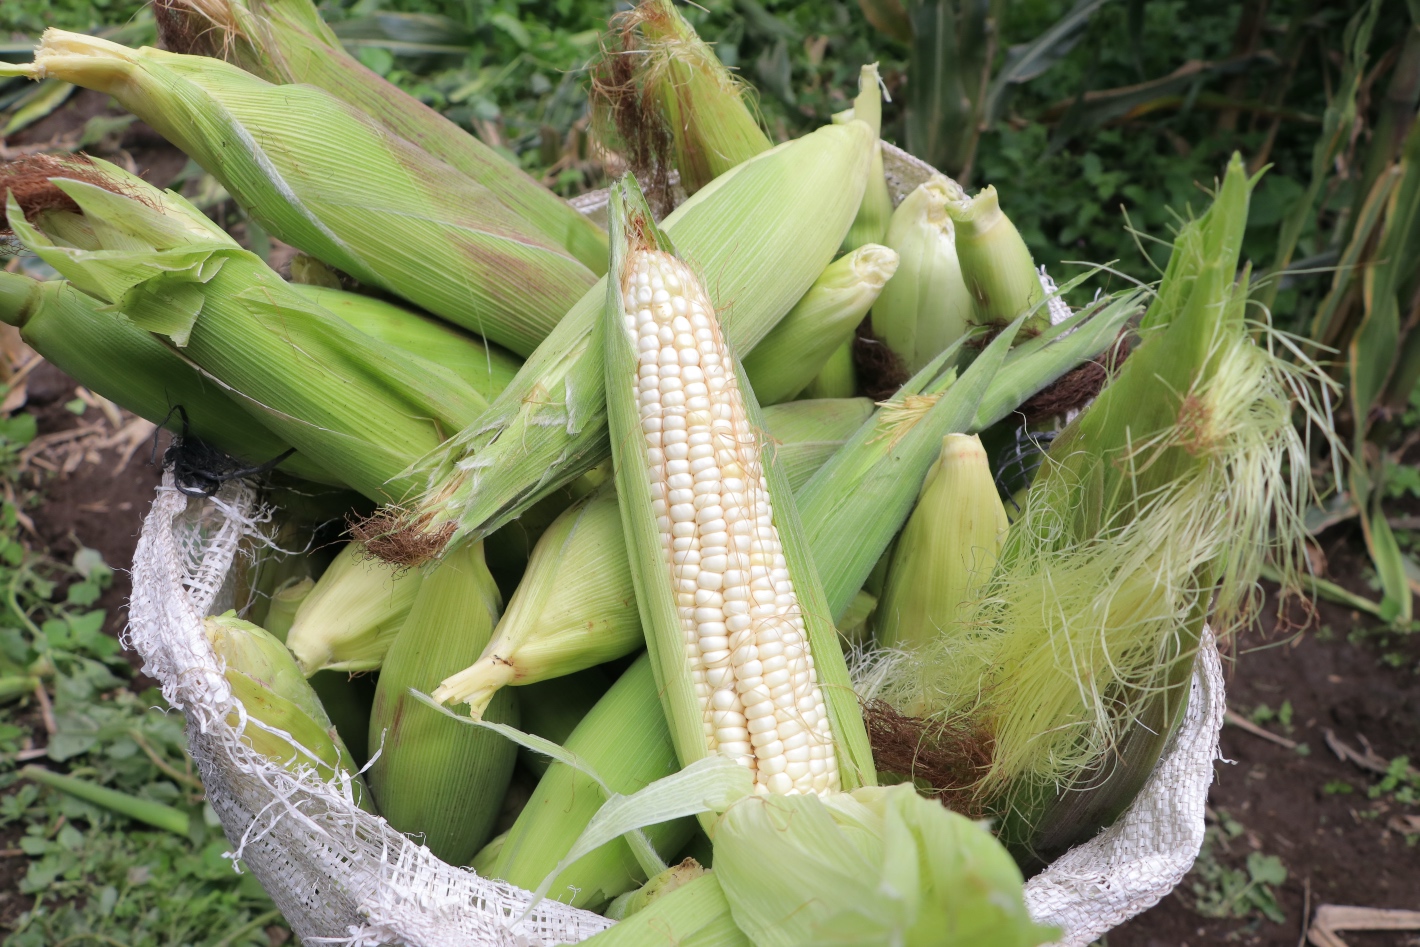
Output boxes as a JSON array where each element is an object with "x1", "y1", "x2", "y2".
[{"x1": 126, "y1": 472, "x2": 1224, "y2": 947}]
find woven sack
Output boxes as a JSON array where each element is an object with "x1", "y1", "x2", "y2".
[{"x1": 126, "y1": 144, "x2": 1225, "y2": 945}]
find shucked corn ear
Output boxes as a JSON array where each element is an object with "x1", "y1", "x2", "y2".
[
  {"x1": 743, "y1": 244, "x2": 899, "y2": 405},
  {"x1": 593, "y1": 0, "x2": 772, "y2": 196},
  {"x1": 875, "y1": 434, "x2": 1009, "y2": 650},
  {"x1": 411, "y1": 86, "x2": 876, "y2": 550},
  {"x1": 432, "y1": 398, "x2": 871, "y2": 717},
  {"x1": 603, "y1": 175, "x2": 874, "y2": 796},
  {"x1": 205, "y1": 613, "x2": 372, "y2": 811},
  {"x1": 873, "y1": 174, "x2": 975, "y2": 374},
  {"x1": 946, "y1": 185, "x2": 1048, "y2": 335},
  {"x1": 155, "y1": 0, "x2": 608, "y2": 273},
  {"x1": 288, "y1": 284, "x2": 523, "y2": 402},
  {"x1": 285, "y1": 543, "x2": 423, "y2": 676},
  {"x1": 837, "y1": 63, "x2": 894, "y2": 252},
  {"x1": 2, "y1": 31, "x2": 596, "y2": 358},
  {"x1": 3, "y1": 156, "x2": 489, "y2": 504},
  {"x1": 480, "y1": 654, "x2": 691, "y2": 909},
  {"x1": 0, "y1": 267, "x2": 334, "y2": 486},
  {"x1": 367, "y1": 541, "x2": 517, "y2": 864}
]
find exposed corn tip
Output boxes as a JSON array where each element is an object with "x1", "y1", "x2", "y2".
[
  {"x1": 285, "y1": 543, "x2": 423, "y2": 676},
  {"x1": 619, "y1": 245, "x2": 838, "y2": 796},
  {"x1": 874, "y1": 174, "x2": 975, "y2": 374},
  {"x1": 875, "y1": 433, "x2": 1009, "y2": 651},
  {"x1": 744, "y1": 244, "x2": 899, "y2": 405}
]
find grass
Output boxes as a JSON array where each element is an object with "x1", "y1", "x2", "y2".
[{"x1": 0, "y1": 409, "x2": 287, "y2": 946}]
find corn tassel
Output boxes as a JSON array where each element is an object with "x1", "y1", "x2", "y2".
[
  {"x1": 289, "y1": 284, "x2": 523, "y2": 402},
  {"x1": 945, "y1": 185, "x2": 1048, "y2": 334},
  {"x1": 873, "y1": 174, "x2": 975, "y2": 374},
  {"x1": 3, "y1": 157, "x2": 489, "y2": 505},
  {"x1": 603, "y1": 175, "x2": 873, "y2": 795},
  {"x1": 875, "y1": 434, "x2": 1009, "y2": 650},
  {"x1": 285, "y1": 543, "x2": 423, "y2": 676},
  {"x1": 367, "y1": 541, "x2": 517, "y2": 864},
  {"x1": 155, "y1": 0, "x2": 608, "y2": 273},
  {"x1": 743, "y1": 245, "x2": 898, "y2": 405},
  {"x1": 205, "y1": 613, "x2": 372, "y2": 811},
  {"x1": 412, "y1": 100, "x2": 875, "y2": 552},
  {"x1": 3, "y1": 31, "x2": 597, "y2": 358},
  {"x1": 433, "y1": 397, "x2": 872, "y2": 718}
]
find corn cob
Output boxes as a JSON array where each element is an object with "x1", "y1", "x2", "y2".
[
  {"x1": 479, "y1": 654, "x2": 691, "y2": 909},
  {"x1": 155, "y1": 0, "x2": 608, "y2": 274},
  {"x1": 367, "y1": 541, "x2": 517, "y2": 864},
  {"x1": 875, "y1": 434, "x2": 1009, "y2": 650},
  {"x1": 205, "y1": 613, "x2": 372, "y2": 811},
  {"x1": 802, "y1": 340, "x2": 857, "y2": 400},
  {"x1": 0, "y1": 268, "x2": 336, "y2": 486},
  {"x1": 3, "y1": 31, "x2": 597, "y2": 358},
  {"x1": 603, "y1": 175, "x2": 873, "y2": 796},
  {"x1": 433, "y1": 398, "x2": 871, "y2": 718},
  {"x1": 873, "y1": 174, "x2": 975, "y2": 374},
  {"x1": 4, "y1": 156, "x2": 488, "y2": 504},
  {"x1": 288, "y1": 284, "x2": 523, "y2": 402},
  {"x1": 411, "y1": 98, "x2": 876, "y2": 552},
  {"x1": 742, "y1": 245, "x2": 899, "y2": 405},
  {"x1": 285, "y1": 543, "x2": 423, "y2": 676},
  {"x1": 593, "y1": 0, "x2": 772, "y2": 196},
  {"x1": 945, "y1": 185, "x2": 1049, "y2": 335},
  {"x1": 837, "y1": 64, "x2": 894, "y2": 252}
]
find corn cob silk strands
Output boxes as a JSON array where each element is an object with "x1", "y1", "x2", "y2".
[{"x1": 618, "y1": 249, "x2": 838, "y2": 796}]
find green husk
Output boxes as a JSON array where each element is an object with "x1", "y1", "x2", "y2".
[
  {"x1": 3, "y1": 156, "x2": 489, "y2": 505},
  {"x1": 875, "y1": 434, "x2": 1009, "y2": 650},
  {"x1": 288, "y1": 284, "x2": 523, "y2": 402},
  {"x1": 604, "y1": 858, "x2": 708, "y2": 921},
  {"x1": 945, "y1": 185, "x2": 1048, "y2": 335},
  {"x1": 479, "y1": 654, "x2": 692, "y2": 910},
  {"x1": 581, "y1": 872, "x2": 749, "y2": 947},
  {"x1": 410, "y1": 109, "x2": 875, "y2": 550},
  {"x1": 205, "y1": 613, "x2": 372, "y2": 810},
  {"x1": 836, "y1": 63, "x2": 894, "y2": 252},
  {"x1": 593, "y1": 0, "x2": 772, "y2": 195},
  {"x1": 803, "y1": 340, "x2": 857, "y2": 399},
  {"x1": 261, "y1": 577, "x2": 312, "y2": 643},
  {"x1": 868, "y1": 155, "x2": 1321, "y2": 863},
  {"x1": 873, "y1": 174, "x2": 975, "y2": 374},
  {"x1": 744, "y1": 244, "x2": 899, "y2": 405},
  {"x1": 0, "y1": 268, "x2": 337, "y2": 486},
  {"x1": 156, "y1": 0, "x2": 608, "y2": 273},
  {"x1": 432, "y1": 397, "x2": 872, "y2": 718},
  {"x1": 285, "y1": 543, "x2": 423, "y2": 675},
  {"x1": 712, "y1": 784, "x2": 1053, "y2": 947},
  {"x1": 5, "y1": 30, "x2": 596, "y2": 358},
  {"x1": 601, "y1": 173, "x2": 875, "y2": 794},
  {"x1": 366, "y1": 541, "x2": 517, "y2": 864},
  {"x1": 513, "y1": 668, "x2": 613, "y2": 778}
]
